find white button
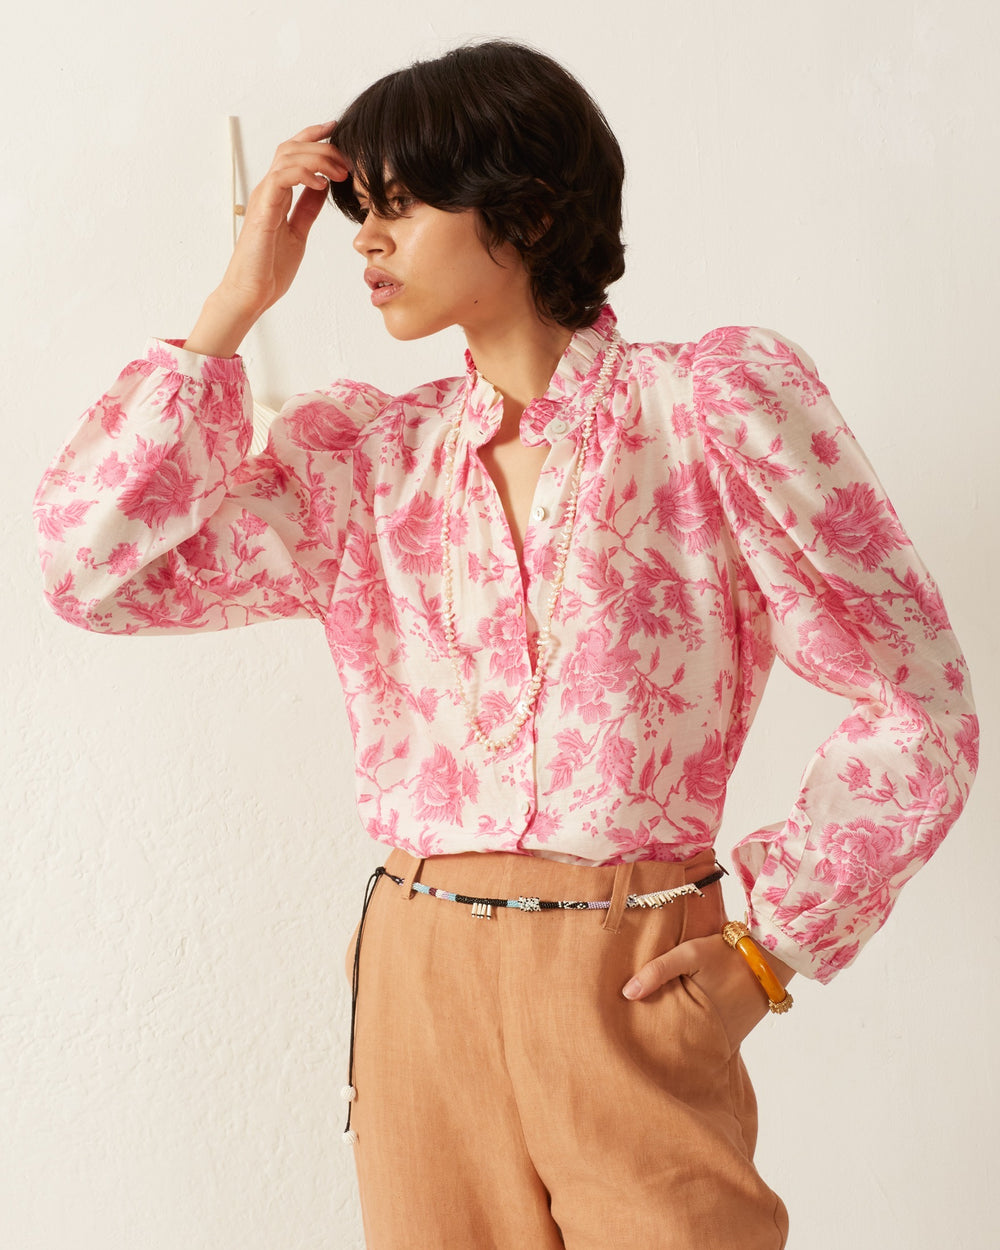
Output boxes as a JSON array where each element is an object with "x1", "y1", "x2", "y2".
[
  {"x1": 544, "y1": 417, "x2": 569, "y2": 440},
  {"x1": 521, "y1": 799, "x2": 532, "y2": 815},
  {"x1": 531, "y1": 505, "x2": 547, "y2": 522}
]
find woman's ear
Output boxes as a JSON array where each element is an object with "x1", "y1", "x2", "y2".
[
  {"x1": 518, "y1": 179, "x2": 555, "y2": 246},
  {"x1": 513, "y1": 214, "x2": 552, "y2": 247}
]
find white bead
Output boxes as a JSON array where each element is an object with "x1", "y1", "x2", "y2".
[
  {"x1": 343, "y1": 1129, "x2": 358, "y2": 1146},
  {"x1": 340, "y1": 1085, "x2": 356, "y2": 1102}
]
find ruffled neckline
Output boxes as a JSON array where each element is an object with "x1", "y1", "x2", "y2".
[{"x1": 461, "y1": 305, "x2": 620, "y2": 447}]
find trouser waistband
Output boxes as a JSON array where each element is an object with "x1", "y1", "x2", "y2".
[
  {"x1": 380, "y1": 862, "x2": 726, "y2": 920},
  {"x1": 383, "y1": 846, "x2": 721, "y2": 934}
]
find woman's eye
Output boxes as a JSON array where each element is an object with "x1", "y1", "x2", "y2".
[{"x1": 355, "y1": 196, "x2": 416, "y2": 223}]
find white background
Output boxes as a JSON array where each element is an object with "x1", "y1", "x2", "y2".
[{"x1": 4, "y1": 1, "x2": 998, "y2": 1246}]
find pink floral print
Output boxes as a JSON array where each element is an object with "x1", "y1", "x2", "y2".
[
  {"x1": 34, "y1": 308, "x2": 978, "y2": 981},
  {"x1": 813, "y1": 482, "x2": 910, "y2": 571}
]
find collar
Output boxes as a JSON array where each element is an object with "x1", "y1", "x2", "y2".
[{"x1": 462, "y1": 305, "x2": 620, "y2": 448}]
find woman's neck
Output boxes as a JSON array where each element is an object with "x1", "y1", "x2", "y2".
[{"x1": 463, "y1": 308, "x2": 573, "y2": 437}]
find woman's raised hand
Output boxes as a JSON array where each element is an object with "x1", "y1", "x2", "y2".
[{"x1": 184, "y1": 123, "x2": 350, "y2": 358}]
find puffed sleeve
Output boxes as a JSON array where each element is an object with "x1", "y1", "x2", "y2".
[
  {"x1": 692, "y1": 326, "x2": 978, "y2": 982},
  {"x1": 34, "y1": 339, "x2": 388, "y2": 633}
]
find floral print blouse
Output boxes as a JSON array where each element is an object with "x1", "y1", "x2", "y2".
[{"x1": 35, "y1": 307, "x2": 978, "y2": 981}]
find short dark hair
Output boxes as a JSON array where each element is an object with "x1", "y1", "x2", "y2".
[{"x1": 328, "y1": 40, "x2": 625, "y2": 330}]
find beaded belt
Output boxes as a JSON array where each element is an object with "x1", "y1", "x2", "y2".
[{"x1": 382, "y1": 865, "x2": 726, "y2": 919}]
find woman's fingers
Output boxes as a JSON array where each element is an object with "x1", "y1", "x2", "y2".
[
  {"x1": 286, "y1": 184, "x2": 329, "y2": 237},
  {"x1": 238, "y1": 128, "x2": 349, "y2": 242},
  {"x1": 252, "y1": 147, "x2": 349, "y2": 204},
  {"x1": 622, "y1": 944, "x2": 695, "y2": 1000},
  {"x1": 274, "y1": 124, "x2": 351, "y2": 184},
  {"x1": 290, "y1": 120, "x2": 338, "y2": 142}
]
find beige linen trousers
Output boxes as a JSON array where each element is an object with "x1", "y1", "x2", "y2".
[{"x1": 345, "y1": 846, "x2": 788, "y2": 1249}]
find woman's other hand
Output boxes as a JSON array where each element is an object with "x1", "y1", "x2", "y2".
[
  {"x1": 622, "y1": 934, "x2": 796, "y2": 1051},
  {"x1": 185, "y1": 122, "x2": 350, "y2": 357}
]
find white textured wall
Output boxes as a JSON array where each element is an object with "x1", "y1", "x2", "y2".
[{"x1": 4, "y1": 1, "x2": 997, "y2": 1246}]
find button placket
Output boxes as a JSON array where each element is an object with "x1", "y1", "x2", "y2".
[
  {"x1": 461, "y1": 436, "x2": 535, "y2": 710},
  {"x1": 522, "y1": 437, "x2": 570, "y2": 629}
]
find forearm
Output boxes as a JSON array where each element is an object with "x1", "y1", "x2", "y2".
[{"x1": 183, "y1": 288, "x2": 261, "y2": 358}]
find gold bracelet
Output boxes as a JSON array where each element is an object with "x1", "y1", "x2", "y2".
[{"x1": 721, "y1": 921, "x2": 794, "y2": 1015}]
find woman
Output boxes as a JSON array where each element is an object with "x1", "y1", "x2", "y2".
[{"x1": 35, "y1": 38, "x2": 977, "y2": 1249}]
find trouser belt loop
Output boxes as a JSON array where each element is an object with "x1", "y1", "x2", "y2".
[
  {"x1": 400, "y1": 854, "x2": 424, "y2": 900},
  {"x1": 602, "y1": 861, "x2": 634, "y2": 933}
]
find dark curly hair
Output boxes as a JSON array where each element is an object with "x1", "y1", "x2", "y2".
[{"x1": 328, "y1": 40, "x2": 625, "y2": 330}]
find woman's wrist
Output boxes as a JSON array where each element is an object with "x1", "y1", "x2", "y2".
[
  {"x1": 183, "y1": 288, "x2": 261, "y2": 358},
  {"x1": 722, "y1": 922, "x2": 796, "y2": 1013},
  {"x1": 764, "y1": 950, "x2": 796, "y2": 987}
]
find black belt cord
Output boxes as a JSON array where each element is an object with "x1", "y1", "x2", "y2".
[{"x1": 343, "y1": 865, "x2": 386, "y2": 1142}]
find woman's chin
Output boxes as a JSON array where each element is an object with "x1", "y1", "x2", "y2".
[{"x1": 378, "y1": 308, "x2": 446, "y2": 343}]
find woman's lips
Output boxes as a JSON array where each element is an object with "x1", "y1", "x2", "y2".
[
  {"x1": 365, "y1": 267, "x2": 403, "y2": 307},
  {"x1": 370, "y1": 282, "x2": 403, "y2": 306}
]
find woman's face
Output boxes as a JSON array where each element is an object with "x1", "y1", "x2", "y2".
[{"x1": 351, "y1": 181, "x2": 533, "y2": 341}]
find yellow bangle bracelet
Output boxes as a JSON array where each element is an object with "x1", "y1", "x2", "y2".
[{"x1": 721, "y1": 921, "x2": 794, "y2": 1015}]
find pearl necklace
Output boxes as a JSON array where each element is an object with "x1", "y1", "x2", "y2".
[{"x1": 439, "y1": 336, "x2": 621, "y2": 752}]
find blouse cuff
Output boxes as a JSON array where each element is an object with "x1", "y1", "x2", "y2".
[
  {"x1": 142, "y1": 338, "x2": 248, "y2": 385},
  {"x1": 731, "y1": 828, "x2": 833, "y2": 982}
]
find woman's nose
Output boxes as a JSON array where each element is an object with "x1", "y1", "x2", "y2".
[{"x1": 353, "y1": 214, "x2": 386, "y2": 256}]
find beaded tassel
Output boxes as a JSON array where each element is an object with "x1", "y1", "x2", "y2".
[{"x1": 626, "y1": 883, "x2": 701, "y2": 909}]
